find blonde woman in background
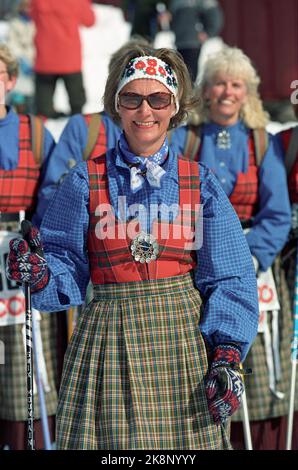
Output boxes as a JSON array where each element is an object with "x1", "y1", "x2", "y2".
[{"x1": 176, "y1": 46, "x2": 292, "y2": 449}]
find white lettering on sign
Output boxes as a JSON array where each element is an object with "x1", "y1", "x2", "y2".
[{"x1": 0, "y1": 231, "x2": 26, "y2": 326}]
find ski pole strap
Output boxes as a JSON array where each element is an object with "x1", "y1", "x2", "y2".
[
  {"x1": 29, "y1": 114, "x2": 45, "y2": 166},
  {"x1": 83, "y1": 113, "x2": 102, "y2": 160},
  {"x1": 183, "y1": 125, "x2": 201, "y2": 161},
  {"x1": 23, "y1": 281, "x2": 34, "y2": 450},
  {"x1": 252, "y1": 128, "x2": 269, "y2": 167},
  {"x1": 212, "y1": 363, "x2": 252, "y2": 375},
  {"x1": 232, "y1": 365, "x2": 252, "y2": 375}
]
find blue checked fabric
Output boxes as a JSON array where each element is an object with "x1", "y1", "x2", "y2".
[{"x1": 31, "y1": 146, "x2": 259, "y2": 359}]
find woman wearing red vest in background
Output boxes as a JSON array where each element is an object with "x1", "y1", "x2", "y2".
[
  {"x1": 183, "y1": 46, "x2": 292, "y2": 449},
  {"x1": 0, "y1": 44, "x2": 67, "y2": 450},
  {"x1": 6, "y1": 44, "x2": 259, "y2": 449}
]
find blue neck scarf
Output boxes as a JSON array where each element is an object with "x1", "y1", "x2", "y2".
[{"x1": 118, "y1": 133, "x2": 168, "y2": 193}]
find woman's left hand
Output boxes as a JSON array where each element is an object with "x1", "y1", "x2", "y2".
[{"x1": 205, "y1": 344, "x2": 244, "y2": 424}]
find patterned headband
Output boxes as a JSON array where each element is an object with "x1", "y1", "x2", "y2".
[{"x1": 115, "y1": 56, "x2": 179, "y2": 114}]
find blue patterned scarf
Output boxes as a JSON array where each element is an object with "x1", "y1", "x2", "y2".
[{"x1": 119, "y1": 133, "x2": 168, "y2": 193}]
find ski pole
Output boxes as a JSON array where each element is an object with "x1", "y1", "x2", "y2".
[
  {"x1": 31, "y1": 311, "x2": 52, "y2": 450},
  {"x1": 19, "y1": 217, "x2": 34, "y2": 450},
  {"x1": 241, "y1": 386, "x2": 253, "y2": 450},
  {"x1": 23, "y1": 278, "x2": 34, "y2": 450},
  {"x1": 286, "y1": 245, "x2": 298, "y2": 450},
  {"x1": 240, "y1": 363, "x2": 253, "y2": 450}
]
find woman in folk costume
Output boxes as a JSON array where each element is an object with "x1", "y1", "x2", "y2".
[
  {"x1": 0, "y1": 44, "x2": 67, "y2": 449},
  {"x1": 6, "y1": 44, "x2": 259, "y2": 450},
  {"x1": 180, "y1": 46, "x2": 292, "y2": 449}
]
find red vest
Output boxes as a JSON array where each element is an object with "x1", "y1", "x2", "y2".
[
  {"x1": 229, "y1": 133, "x2": 259, "y2": 220},
  {"x1": 195, "y1": 131, "x2": 259, "y2": 220},
  {"x1": 87, "y1": 155, "x2": 200, "y2": 284},
  {"x1": 0, "y1": 115, "x2": 40, "y2": 213},
  {"x1": 279, "y1": 128, "x2": 298, "y2": 203}
]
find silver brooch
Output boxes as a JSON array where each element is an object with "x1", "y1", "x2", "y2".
[
  {"x1": 216, "y1": 129, "x2": 231, "y2": 149},
  {"x1": 130, "y1": 232, "x2": 159, "y2": 264},
  {"x1": 68, "y1": 158, "x2": 77, "y2": 169}
]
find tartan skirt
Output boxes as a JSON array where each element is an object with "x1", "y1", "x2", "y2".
[
  {"x1": 0, "y1": 312, "x2": 61, "y2": 421},
  {"x1": 232, "y1": 256, "x2": 298, "y2": 422},
  {"x1": 56, "y1": 273, "x2": 232, "y2": 450}
]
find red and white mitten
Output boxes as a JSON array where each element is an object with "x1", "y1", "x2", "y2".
[
  {"x1": 6, "y1": 222, "x2": 49, "y2": 293},
  {"x1": 205, "y1": 343, "x2": 244, "y2": 424}
]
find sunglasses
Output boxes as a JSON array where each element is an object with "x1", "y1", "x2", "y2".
[{"x1": 118, "y1": 92, "x2": 173, "y2": 110}]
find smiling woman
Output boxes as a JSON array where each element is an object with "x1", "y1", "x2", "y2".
[
  {"x1": 6, "y1": 43, "x2": 259, "y2": 450},
  {"x1": 117, "y1": 76, "x2": 176, "y2": 156},
  {"x1": 203, "y1": 74, "x2": 248, "y2": 127},
  {"x1": 195, "y1": 47, "x2": 268, "y2": 129}
]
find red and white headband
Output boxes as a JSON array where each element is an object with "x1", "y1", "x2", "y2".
[{"x1": 115, "y1": 56, "x2": 179, "y2": 114}]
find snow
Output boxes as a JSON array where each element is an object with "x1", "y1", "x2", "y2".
[{"x1": 0, "y1": 21, "x2": 9, "y2": 43}]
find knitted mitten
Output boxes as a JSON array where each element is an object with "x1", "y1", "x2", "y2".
[
  {"x1": 205, "y1": 343, "x2": 244, "y2": 424},
  {"x1": 6, "y1": 223, "x2": 49, "y2": 293}
]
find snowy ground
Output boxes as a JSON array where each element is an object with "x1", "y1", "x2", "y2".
[{"x1": 1, "y1": 4, "x2": 297, "y2": 141}]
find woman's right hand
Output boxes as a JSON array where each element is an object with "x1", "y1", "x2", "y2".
[{"x1": 6, "y1": 223, "x2": 49, "y2": 293}]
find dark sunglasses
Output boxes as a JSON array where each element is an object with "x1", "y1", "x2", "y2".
[{"x1": 118, "y1": 92, "x2": 173, "y2": 110}]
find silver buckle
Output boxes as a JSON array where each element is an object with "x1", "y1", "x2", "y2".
[{"x1": 130, "y1": 232, "x2": 159, "y2": 264}]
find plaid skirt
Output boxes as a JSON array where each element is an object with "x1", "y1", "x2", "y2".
[
  {"x1": 282, "y1": 243, "x2": 296, "y2": 312},
  {"x1": 232, "y1": 256, "x2": 297, "y2": 422},
  {"x1": 0, "y1": 312, "x2": 62, "y2": 421},
  {"x1": 56, "y1": 273, "x2": 232, "y2": 450}
]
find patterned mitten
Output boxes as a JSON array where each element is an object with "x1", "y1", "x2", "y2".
[
  {"x1": 205, "y1": 343, "x2": 244, "y2": 424},
  {"x1": 6, "y1": 222, "x2": 49, "y2": 293}
]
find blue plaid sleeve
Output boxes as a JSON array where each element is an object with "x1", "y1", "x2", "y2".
[
  {"x1": 32, "y1": 115, "x2": 88, "y2": 228},
  {"x1": 31, "y1": 162, "x2": 90, "y2": 311},
  {"x1": 196, "y1": 163, "x2": 259, "y2": 360}
]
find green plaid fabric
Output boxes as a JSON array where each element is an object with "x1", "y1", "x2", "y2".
[
  {"x1": 283, "y1": 245, "x2": 296, "y2": 311},
  {"x1": 232, "y1": 256, "x2": 298, "y2": 422},
  {"x1": 56, "y1": 274, "x2": 232, "y2": 450},
  {"x1": 0, "y1": 312, "x2": 60, "y2": 420}
]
